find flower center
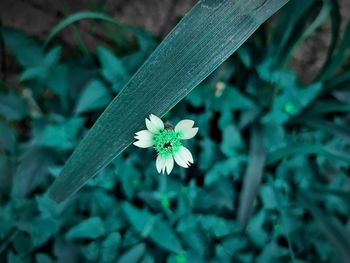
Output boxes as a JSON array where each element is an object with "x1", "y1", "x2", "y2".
[{"x1": 153, "y1": 129, "x2": 182, "y2": 156}]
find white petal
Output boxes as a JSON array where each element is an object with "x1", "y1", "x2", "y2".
[
  {"x1": 135, "y1": 130, "x2": 153, "y2": 141},
  {"x1": 174, "y1": 146, "x2": 193, "y2": 168},
  {"x1": 133, "y1": 129, "x2": 153, "y2": 148},
  {"x1": 165, "y1": 156, "x2": 174, "y2": 175},
  {"x1": 133, "y1": 139, "x2": 153, "y2": 148},
  {"x1": 179, "y1": 146, "x2": 194, "y2": 164},
  {"x1": 146, "y1": 114, "x2": 164, "y2": 133},
  {"x1": 175, "y1": 120, "x2": 198, "y2": 140},
  {"x1": 174, "y1": 153, "x2": 189, "y2": 168},
  {"x1": 156, "y1": 155, "x2": 167, "y2": 174}
]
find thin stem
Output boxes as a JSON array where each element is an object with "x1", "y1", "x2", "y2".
[
  {"x1": 58, "y1": 0, "x2": 90, "y2": 54},
  {"x1": 159, "y1": 173, "x2": 167, "y2": 194}
]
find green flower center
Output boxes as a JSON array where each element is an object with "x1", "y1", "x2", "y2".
[{"x1": 153, "y1": 129, "x2": 182, "y2": 157}]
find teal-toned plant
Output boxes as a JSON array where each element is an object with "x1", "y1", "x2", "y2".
[{"x1": 1, "y1": 0, "x2": 350, "y2": 262}]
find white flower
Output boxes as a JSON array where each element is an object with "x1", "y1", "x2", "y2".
[{"x1": 133, "y1": 114, "x2": 198, "y2": 175}]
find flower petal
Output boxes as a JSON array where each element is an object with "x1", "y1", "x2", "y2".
[
  {"x1": 146, "y1": 114, "x2": 164, "y2": 133},
  {"x1": 133, "y1": 129, "x2": 153, "y2": 148},
  {"x1": 165, "y1": 156, "x2": 174, "y2": 175},
  {"x1": 175, "y1": 120, "x2": 198, "y2": 140},
  {"x1": 174, "y1": 146, "x2": 193, "y2": 168},
  {"x1": 133, "y1": 139, "x2": 153, "y2": 148},
  {"x1": 135, "y1": 130, "x2": 153, "y2": 141},
  {"x1": 174, "y1": 153, "x2": 188, "y2": 168},
  {"x1": 179, "y1": 146, "x2": 194, "y2": 164},
  {"x1": 156, "y1": 155, "x2": 167, "y2": 174}
]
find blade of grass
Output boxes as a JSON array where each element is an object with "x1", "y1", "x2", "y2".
[
  {"x1": 314, "y1": 0, "x2": 341, "y2": 81},
  {"x1": 279, "y1": 0, "x2": 334, "y2": 67},
  {"x1": 325, "y1": 71, "x2": 350, "y2": 92},
  {"x1": 272, "y1": 0, "x2": 315, "y2": 66},
  {"x1": 58, "y1": 0, "x2": 89, "y2": 54},
  {"x1": 308, "y1": 185, "x2": 350, "y2": 201},
  {"x1": 267, "y1": 144, "x2": 350, "y2": 165},
  {"x1": 44, "y1": 11, "x2": 122, "y2": 46},
  {"x1": 317, "y1": 20, "x2": 350, "y2": 80},
  {"x1": 48, "y1": 0, "x2": 289, "y2": 203},
  {"x1": 302, "y1": 118, "x2": 350, "y2": 143},
  {"x1": 307, "y1": 102, "x2": 350, "y2": 114},
  {"x1": 237, "y1": 127, "x2": 266, "y2": 229}
]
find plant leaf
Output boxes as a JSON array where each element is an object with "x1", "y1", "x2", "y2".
[
  {"x1": 317, "y1": 19, "x2": 350, "y2": 80},
  {"x1": 267, "y1": 144, "x2": 350, "y2": 165},
  {"x1": 48, "y1": 0, "x2": 290, "y2": 202},
  {"x1": 75, "y1": 79, "x2": 112, "y2": 114},
  {"x1": 0, "y1": 27, "x2": 45, "y2": 67},
  {"x1": 122, "y1": 203, "x2": 182, "y2": 253},
  {"x1": 65, "y1": 217, "x2": 106, "y2": 240},
  {"x1": 96, "y1": 46, "x2": 129, "y2": 92},
  {"x1": 0, "y1": 92, "x2": 28, "y2": 121},
  {"x1": 117, "y1": 243, "x2": 146, "y2": 263},
  {"x1": 237, "y1": 127, "x2": 266, "y2": 229}
]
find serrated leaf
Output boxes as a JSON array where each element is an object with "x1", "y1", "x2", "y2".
[
  {"x1": 30, "y1": 217, "x2": 60, "y2": 247},
  {"x1": 7, "y1": 252, "x2": 25, "y2": 263},
  {"x1": 48, "y1": 0, "x2": 290, "y2": 203},
  {"x1": 20, "y1": 46, "x2": 62, "y2": 82},
  {"x1": 205, "y1": 157, "x2": 240, "y2": 186},
  {"x1": 220, "y1": 124, "x2": 243, "y2": 157},
  {"x1": 0, "y1": 27, "x2": 45, "y2": 67},
  {"x1": 36, "y1": 195, "x2": 60, "y2": 218},
  {"x1": 122, "y1": 203, "x2": 182, "y2": 253},
  {"x1": 262, "y1": 72, "x2": 322, "y2": 124},
  {"x1": 196, "y1": 179, "x2": 234, "y2": 211},
  {"x1": 32, "y1": 117, "x2": 84, "y2": 151},
  {"x1": 75, "y1": 79, "x2": 112, "y2": 114},
  {"x1": 115, "y1": 160, "x2": 141, "y2": 199},
  {"x1": 0, "y1": 121, "x2": 16, "y2": 154},
  {"x1": 12, "y1": 147, "x2": 54, "y2": 197},
  {"x1": 148, "y1": 220, "x2": 183, "y2": 253},
  {"x1": 122, "y1": 202, "x2": 156, "y2": 234},
  {"x1": 96, "y1": 46, "x2": 129, "y2": 92},
  {"x1": 35, "y1": 254, "x2": 54, "y2": 263},
  {"x1": 66, "y1": 217, "x2": 106, "y2": 239},
  {"x1": 117, "y1": 243, "x2": 146, "y2": 263},
  {"x1": 0, "y1": 92, "x2": 28, "y2": 121},
  {"x1": 82, "y1": 242, "x2": 100, "y2": 261},
  {"x1": 101, "y1": 232, "x2": 121, "y2": 262}
]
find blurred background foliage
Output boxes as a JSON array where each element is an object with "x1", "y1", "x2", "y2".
[{"x1": 1, "y1": 0, "x2": 350, "y2": 262}]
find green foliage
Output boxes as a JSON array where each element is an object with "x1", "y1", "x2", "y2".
[
  {"x1": 66, "y1": 217, "x2": 106, "y2": 240},
  {"x1": 1, "y1": 0, "x2": 350, "y2": 262}
]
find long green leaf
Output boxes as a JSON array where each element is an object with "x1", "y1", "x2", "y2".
[
  {"x1": 48, "y1": 0, "x2": 290, "y2": 203},
  {"x1": 267, "y1": 144, "x2": 350, "y2": 165},
  {"x1": 237, "y1": 127, "x2": 266, "y2": 229},
  {"x1": 314, "y1": 0, "x2": 341, "y2": 81},
  {"x1": 318, "y1": 20, "x2": 350, "y2": 80},
  {"x1": 44, "y1": 11, "x2": 121, "y2": 46}
]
